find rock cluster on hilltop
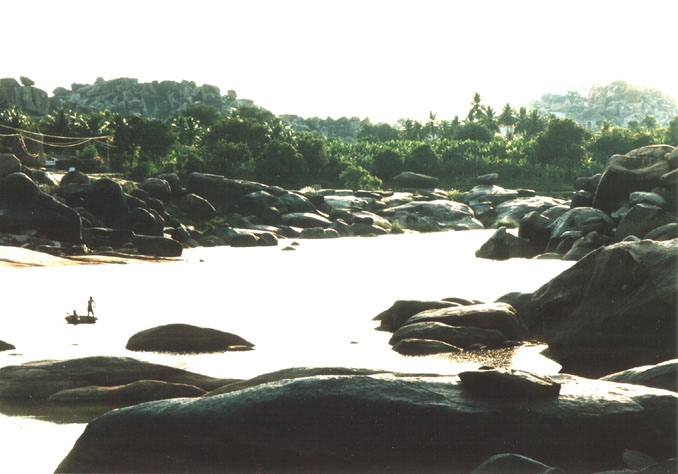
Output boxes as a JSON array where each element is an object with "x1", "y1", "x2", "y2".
[
  {"x1": 0, "y1": 77, "x2": 49, "y2": 115},
  {"x1": 50, "y1": 77, "x2": 254, "y2": 118},
  {"x1": 531, "y1": 80, "x2": 678, "y2": 128}
]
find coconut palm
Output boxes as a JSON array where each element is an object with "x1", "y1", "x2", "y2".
[{"x1": 498, "y1": 103, "x2": 517, "y2": 137}]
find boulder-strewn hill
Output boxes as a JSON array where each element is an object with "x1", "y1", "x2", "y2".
[
  {"x1": 0, "y1": 77, "x2": 50, "y2": 115},
  {"x1": 531, "y1": 80, "x2": 678, "y2": 128},
  {"x1": 49, "y1": 77, "x2": 255, "y2": 118},
  {"x1": 280, "y1": 114, "x2": 364, "y2": 141}
]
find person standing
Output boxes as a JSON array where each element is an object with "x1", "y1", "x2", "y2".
[{"x1": 87, "y1": 297, "x2": 95, "y2": 317}]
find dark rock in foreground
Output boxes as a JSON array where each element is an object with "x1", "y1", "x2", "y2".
[
  {"x1": 373, "y1": 299, "x2": 459, "y2": 332},
  {"x1": 55, "y1": 372, "x2": 677, "y2": 473},
  {"x1": 392, "y1": 338, "x2": 462, "y2": 356},
  {"x1": 470, "y1": 453, "x2": 563, "y2": 474},
  {"x1": 600, "y1": 359, "x2": 678, "y2": 392},
  {"x1": 126, "y1": 323, "x2": 254, "y2": 353},
  {"x1": 458, "y1": 368, "x2": 561, "y2": 399},
  {"x1": 47, "y1": 380, "x2": 206, "y2": 403},
  {"x1": 532, "y1": 239, "x2": 678, "y2": 376},
  {"x1": 0, "y1": 356, "x2": 235, "y2": 399}
]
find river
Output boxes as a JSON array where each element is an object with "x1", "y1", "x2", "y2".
[{"x1": 0, "y1": 229, "x2": 572, "y2": 473}]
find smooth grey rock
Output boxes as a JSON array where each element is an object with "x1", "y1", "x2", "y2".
[
  {"x1": 476, "y1": 226, "x2": 536, "y2": 260},
  {"x1": 601, "y1": 360, "x2": 677, "y2": 392},
  {"x1": 48, "y1": 380, "x2": 206, "y2": 403},
  {"x1": 373, "y1": 300, "x2": 459, "y2": 332},
  {"x1": 55, "y1": 373, "x2": 678, "y2": 473},
  {"x1": 615, "y1": 204, "x2": 673, "y2": 242},
  {"x1": 390, "y1": 322, "x2": 507, "y2": 349},
  {"x1": 392, "y1": 338, "x2": 463, "y2": 356},
  {"x1": 459, "y1": 368, "x2": 561, "y2": 399},
  {"x1": 126, "y1": 324, "x2": 254, "y2": 353},
  {"x1": 470, "y1": 453, "x2": 563, "y2": 474}
]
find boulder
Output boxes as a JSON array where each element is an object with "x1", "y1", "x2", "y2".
[
  {"x1": 547, "y1": 207, "x2": 614, "y2": 251},
  {"x1": 0, "y1": 172, "x2": 82, "y2": 243},
  {"x1": 518, "y1": 211, "x2": 553, "y2": 253},
  {"x1": 614, "y1": 204, "x2": 673, "y2": 242},
  {"x1": 531, "y1": 239, "x2": 678, "y2": 375},
  {"x1": 458, "y1": 369, "x2": 561, "y2": 399},
  {"x1": 0, "y1": 356, "x2": 235, "y2": 399},
  {"x1": 570, "y1": 190, "x2": 593, "y2": 208},
  {"x1": 299, "y1": 227, "x2": 340, "y2": 239},
  {"x1": 463, "y1": 185, "x2": 520, "y2": 206},
  {"x1": 470, "y1": 453, "x2": 562, "y2": 474},
  {"x1": 156, "y1": 173, "x2": 182, "y2": 194},
  {"x1": 475, "y1": 227, "x2": 536, "y2": 260},
  {"x1": 389, "y1": 321, "x2": 507, "y2": 349},
  {"x1": 139, "y1": 177, "x2": 172, "y2": 201},
  {"x1": 59, "y1": 170, "x2": 91, "y2": 187},
  {"x1": 348, "y1": 223, "x2": 388, "y2": 236},
  {"x1": 48, "y1": 380, "x2": 206, "y2": 403},
  {"x1": 276, "y1": 191, "x2": 318, "y2": 213},
  {"x1": 402, "y1": 303, "x2": 526, "y2": 340},
  {"x1": 592, "y1": 146, "x2": 673, "y2": 214},
  {"x1": 181, "y1": 193, "x2": 216, "y2": 220},
  {"x1": 131, "y1": 235, "x2": 183, "y2": 257},
  {"x1": 562, "y1": 231, "x2": 610, "y2": 261},
  {"x1": 629, "y1": 191, "x2": 667, "y2": 208},
  {"x1": 476, "y1": 173, "x2": 499, "y2": 185},
  {"x1": 187, "y1": 173, "x2": 264, "y2": 206},
  {"x1": 123, "y1": 207, "x2": 164, "y2": 236},
  {"x1": 55, "y1": 373, "x2": 678, "y2": 473},
  {"x1": 0, "y1": 340, "x2": 15, "y2": 351},
  {"x1": 0, "y1": 153, "x2": 21, "y2": 178},
  {"x1": 600, "y1": 359, "x2": 678, "y2": 392},
  {"x1": 281, "y1": 212, "x2": 331, "y2": 228},
  {"x1": 574, "y1": 173, "x2": 602, "y2": 192},
  {"x1": 238, "y1": 190, "x2": 282, "y2": 224},
  {"x1": 645, "y1": 222, "x2": 678, "y2": 241},
  {"x1": 206, "y1": 367, "x2": 388, "y2": 397},
  {"x1": 492, "y1": 196, "x2": 565, "y2": 226},
  {"x1": 386, "y1": 200, "x2": 483, "y2": 229},
  {"x1": 392, "y1": 171, "x2": 439, "y2": 188},
  {"x1": 373, "y1": 300, "x2": 459, "y2": 332},
  {"x1": 126, "y1": 323, "x2": 254, "y2": 353},
  {"x1": 392, "y1": 338, "x2": 463, "y2": 356},
  {"x1": 58, "y1": 178, "x2": 128, "y2": 227},
  {"x1": 82, "y1": 227, "x2": 133, "y2": 249}
]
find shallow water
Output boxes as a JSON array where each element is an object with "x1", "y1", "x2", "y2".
[{"x1": 0, "y1": 229, "x2": 571, "y2": 473}]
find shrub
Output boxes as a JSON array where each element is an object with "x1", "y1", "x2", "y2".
[
  {"x1": 372, "y1": 149, "x2": 404, "y2": 181},
  {"x1": 405, "y1": 144, "x2": 440, "y2": 176},
  {"x1": 339, "y1": 164, "x2": 382, "y2": 190}
]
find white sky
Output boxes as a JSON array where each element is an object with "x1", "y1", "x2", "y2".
[{"x1": 4, "y1": 0, "x2": 677, "y2": 123}]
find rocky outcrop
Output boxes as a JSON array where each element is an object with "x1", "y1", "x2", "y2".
[
  {"x1": 458, "y1": 368, "x2": 561, "y2": 399},
  {"x1": 390, "y1": 322, "x2": 507, "y2": 349},
  {"x1": 530, "y1": 80, "x2": 678, "y2": 128},
  {"x1": 0, "y1": 340, "x2": 15, "y2": 351},
  {"x1": 47, "y1": 380, "x2": 206, "y2": 403},
  {"x1": 0, "y1": 77, "x2": 49, "y2": 115},
  {"x1": 475, "y1": 226, "x2": 536, "y2": 260},
  {"x1": 600, "y1": 359, "x2": 678, "y2": 392},
  {"x1": 0, "y1": 356, "x2": 235, "y2": 399},
  {"x1": 126, "y1": 324, "x2": 254, "y2": 353},
  {"x1": 0, "y1": 172, "x2": 82, "y2": 243},
  {"x1": 530, "y1": 239, "x2": 678, "y2": 376},
  {"x1": 392, "y1": 171, "x2": 439, "y2": 188},
  {"x1": 384, "y1": 199, "x2": 483, "y2": 230},
  {"x1": 50, "y1": 77, "x2": 252, "y2": 118},
  {"x1": 55, "y1": 372, "x2": 678, "y2": 473}
]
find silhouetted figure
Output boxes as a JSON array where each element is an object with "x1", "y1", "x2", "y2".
[{"x1": 87, "y1": 297, "x2": 95, "y2": 317}]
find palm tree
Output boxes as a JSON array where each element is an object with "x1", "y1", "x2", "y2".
[
  {"x1": 480, "y1": 106, "x2": 500, "y2": 135},
  {"x1": 498, "y1": 103, "x2": 517, "y2": 137},
  {"x1": 514, "y1": 107, "x2": 529, "y2": 139},
  {"x1": 467, "y1": 92, "x2": 483, "y2": 122},
  {"x1": 424, "y1": 111, "x2": 438, "y2": 140}
]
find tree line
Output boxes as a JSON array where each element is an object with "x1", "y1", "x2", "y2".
[{"x1": 1, "y1": 92, "x2": 676, "y2": 190}]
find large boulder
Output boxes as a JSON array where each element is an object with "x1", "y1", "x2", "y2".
[
  {"x1": 280, "y1": 212, "x2": 331, "y2": 228},
  {"x1": 592, "y1": 145, "x2": 674, "y2": 214},
  {"x1": 131, "y1": 235, "x2": 183, "y2": 257},
  {"x1": 492, "y1": 196, "x2": 565, "y2": 227},
  {"x1": 0, "y1": 172, "x2": 82, "y2": 242},
  {"x1": 386, "y1": 200, "x2": 483, "y2": 229},
  {"x1": 187, "y1": 173, "x2": 265, "y2": 206},
  {"x1": 600, "y1": 359, "x2": 678, "y2": 392},
  {"x1": 392, "y1": 171, "x2": 438, "y2": 188},
  {"x1": 0, "y1": 153, "x2": 21, "y2": 178},
  {"x1": 0, "y1": 340, "x2": 15, "y2": 351},
  {"x1": 470, "y1": 453, "x2": 562, "y2": 474},
  {"x1": 401, "y1": 303, "x2": 526, "y2": 340},
  {"x1": 0, "y1": 356, "x2": 235, "y2": 399},
  {"x1": 531, "y1": 239, "x2": 678, "y2": 375},
  {"x1": 238, "y1": 190, "x2": 282, "y2": 224},
  {"x1": 55, "y1": 373, "x2": 677, "y2": 473},
  {"x1": 389, "y1": 321, "x2": 507, "y2": 349},
  {"x1": 463, "y1": 185, "x2": 520, "y2": 206},
  {"x1": 373, "y1": 300, "x2": 459, "y2": 332},
  {"x1": 547, "y1": 207, "x2": 614, "y2": 251},
  {"x1": 47, "y1": 380, "x2": 206, "y2": 404},
  {"x1": 181, "y1": 193, "x2": 216, "y2": 220},
  {"x1": 139, "y1": 177, "x2": 172, "y2": 201},
  {"x1": 392, "y1": 338, "x2": 462, "y2": 356},
  {"x1": 126, "y1": 324, "x2": 254, "y2": 353},
  {"x1": 475, "y1": 227, "x2": 536, "y2": 260},
  {"x1": 614, "y1": 204, "x2": 674, "y2": 241},
  {"x1": 58, "y1": 178, "x2": 128, "y2": 227}
]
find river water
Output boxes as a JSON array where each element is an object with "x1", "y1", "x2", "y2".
[{"x1": 0, "y1": 229, "x2": 572, "y2": 473}]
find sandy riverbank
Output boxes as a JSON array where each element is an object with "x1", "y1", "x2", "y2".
[{"x1": 0, "y1": 246, "x2": 178, "y2": 268}]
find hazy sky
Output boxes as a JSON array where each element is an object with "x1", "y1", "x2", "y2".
[{"x1": 5, "y1": 0, "x2": 677, "y2": 123}]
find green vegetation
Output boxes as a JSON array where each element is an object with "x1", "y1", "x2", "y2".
[{"x1": 1, "y1": 92, "x2": 675, "y2": 189}]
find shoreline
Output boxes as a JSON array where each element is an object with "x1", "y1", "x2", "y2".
[{"x1": 0, "y1": 246, "x2": 178, "y2": 268}]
